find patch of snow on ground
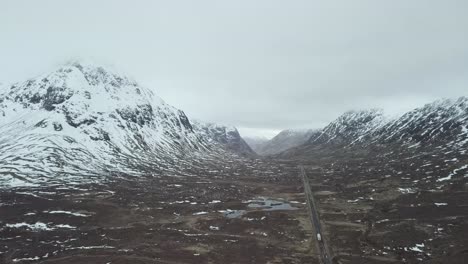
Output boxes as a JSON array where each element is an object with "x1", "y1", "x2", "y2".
[
  {"x1": 193, "y1": 211, "x2": 209, "y2": 216},
  {"x1": 45, "y1": 210, "x2": 90, "y2": 217},
  {"x1": 437, "y1": 164, "x2": 468, "y2": 182},
  {"x1": 6, "y1": 222, "x2": 53, "y2": 231},
  {"x1": 12, "y1": 256, "x2": 41, "y2": 262},
  {"x1": 5, "y1": 222, "x2": 76, "y2": 231},
  {"x1": 398, "y1": 188, "x2": 417, "y2": 194},
  {"x1": 408, "y1": 243, "x2": 425, "y2": 253}
]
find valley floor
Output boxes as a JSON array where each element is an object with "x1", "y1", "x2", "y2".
[
  {"x1": 0, "y1": 159, "x2": 318, "y2": 264},
  {"x1": 1, "y1": 151, "x2": 468, "y2": 264},
  {"x1": 298, "y1": 146, "x2": 468, "y2": 264}
]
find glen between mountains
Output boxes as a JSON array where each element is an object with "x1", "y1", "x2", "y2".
[{"x1": 1, "y1": 62, "x2": 467, "y2": 263}]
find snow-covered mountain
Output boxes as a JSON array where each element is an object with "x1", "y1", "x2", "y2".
[
  {"x1": 309, "y1": 109, "x2": 387, "y2": 146},
  {"x1": 0, "y1": 61, "x2": 252, "y2": 187},
  {"x1": 280, "y1": 97, "x2": 468, "y2": 157},
  {"x1": 252, "y1": 129, "x2": 319, "y2": 155},
  {"x1": 375, "y1": 97, "x2": 468, "y2": 147},
  {"x1": 192, "y1": 121, "x2": 255, "y2": 157}
]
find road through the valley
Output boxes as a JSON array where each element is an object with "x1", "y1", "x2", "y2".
[{"x1": 300, "y1": 166, "x2": 332, "y2": 264}]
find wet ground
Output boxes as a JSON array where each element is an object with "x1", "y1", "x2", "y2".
[
  {"x1": 2, "y1": 145, "x2": 467, "y2": 264},
  {"x1": 0, "y1": 159, "x2": 319, "y2": 264},
  {"x1": 299, "y1": 144, "x2": 468, "y2": 264}
]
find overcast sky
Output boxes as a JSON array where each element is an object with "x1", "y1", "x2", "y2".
[{"x1": 1, "y1": 1, "x2": 467, "y2": 138}]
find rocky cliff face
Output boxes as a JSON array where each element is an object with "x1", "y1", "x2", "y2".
[{"x1": 192, "y1": 121, "x2": 256, "y2": 157}]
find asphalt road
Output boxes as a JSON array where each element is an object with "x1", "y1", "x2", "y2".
[{"x1": 300, "y1": 166, "x2": 332, "y2": 264}]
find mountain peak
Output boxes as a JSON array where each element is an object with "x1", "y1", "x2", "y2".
[
  {"x1": 309, "y1": 108, "x2": 387, "y2": 145},
  {"x1": 58, "y1": 60, "x2": 137, "y2": 91},
  {"x1": 61, "y1": 59, "x2": 137, "y2": 87},
  {"x1": 0, "y1": 61, "x2": 257, "y2": 186},
  {"x1": 381, "y1": 96, "x2": 468, "y2": 144},
  {"x1": 2, "y1": 60, "x2": 162, "y2": 114},
  {"x1": 420, "y1": 96, "x2": 468, "y2": 114},
  {"x1": 338, "y1": 108, "x2": 385, "y2": 121},
  {"x1": 281, "y1": 96, "x2": 468, "y2": 158},
  {"x1": 192, "y1": 120, "x2": 255, "y2": 157}
]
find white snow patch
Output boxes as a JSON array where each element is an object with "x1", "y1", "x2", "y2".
[
  {"x1": 12, "y1": 256, "x2": 41, "y2": 262},
  {"x1": 437, "y1": 164, "x2": 468, "y2": 182},
  {"x1": 408, "y1": 243, "x2": 425, "y2": 253},
  {"x1": 6, "y1": 222, "x2": 53, "y2": 231},
  {"x1": 45, "y1": 210, "x2": 90, "y2": 217},
  {"x1": 5, "y1": 222, "x2": 76, "y2": 231},
  {"x1": 398, "y1": 188, "x2": 417, "y2": 194},
  {"x1": 193, "y1": 211, "x2": 209, "y2": 216}
]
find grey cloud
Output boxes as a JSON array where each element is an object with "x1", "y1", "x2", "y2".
[{"x1": 1, "y1": 0, "x2": 467, "y2": 138}]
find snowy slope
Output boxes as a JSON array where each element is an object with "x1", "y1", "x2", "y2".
[
  {"x1": 376, "y1": 97, "x2": 468, "y2": 147},
  {"x1": 192, "y1": 121, "x2": 255, "y2": 157},
  {"x1": 255, "y1": 129, "x2": 319, "y2": 155},
  {"x1": 0, "y1": 61, "x2": 245, "y2": 187},
  {"x1": 310, "y1": 109, "x2": 388, "y2": 146},
  {"x1": 280, "y1": 97, "x2": 468, "y2": 157}
]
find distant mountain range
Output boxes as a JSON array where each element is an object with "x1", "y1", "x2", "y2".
[
  {"x1": 0, "y1": 61, "x2": 253, "y2": 187},
  {"x1": 244, "y1": 97, "x2": 468, "y2": 160},
  {"x1": 280, "y1": 97, "x2": 468, "y2": 158},
  {"x1": 245, "y1": 129, "x2": 318, "y2": 155},
  {"x1": 1, "y1": 60, "x2": 467, "y2": 188}
]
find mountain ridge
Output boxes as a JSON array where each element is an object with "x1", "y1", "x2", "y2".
[
  {"x1": 264, "y1": 129, "x2": 319, "y2": 155},
  {"x1": 0, "y1": 61, "x2": 254, "y2": 187},
  {"x1": 280, "y1": 96, "x2": 468, "y2": 158}
]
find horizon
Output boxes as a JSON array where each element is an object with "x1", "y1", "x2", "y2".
[
  {"x1": 2, "y1": 0, "x2": 468, "y2": 137},
  {"x1": 1, "y1": 2, "x2": 468, "y2": 263},
  {"x1": 1, "y1": 59, "x2": 465, "y2": 140}
]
